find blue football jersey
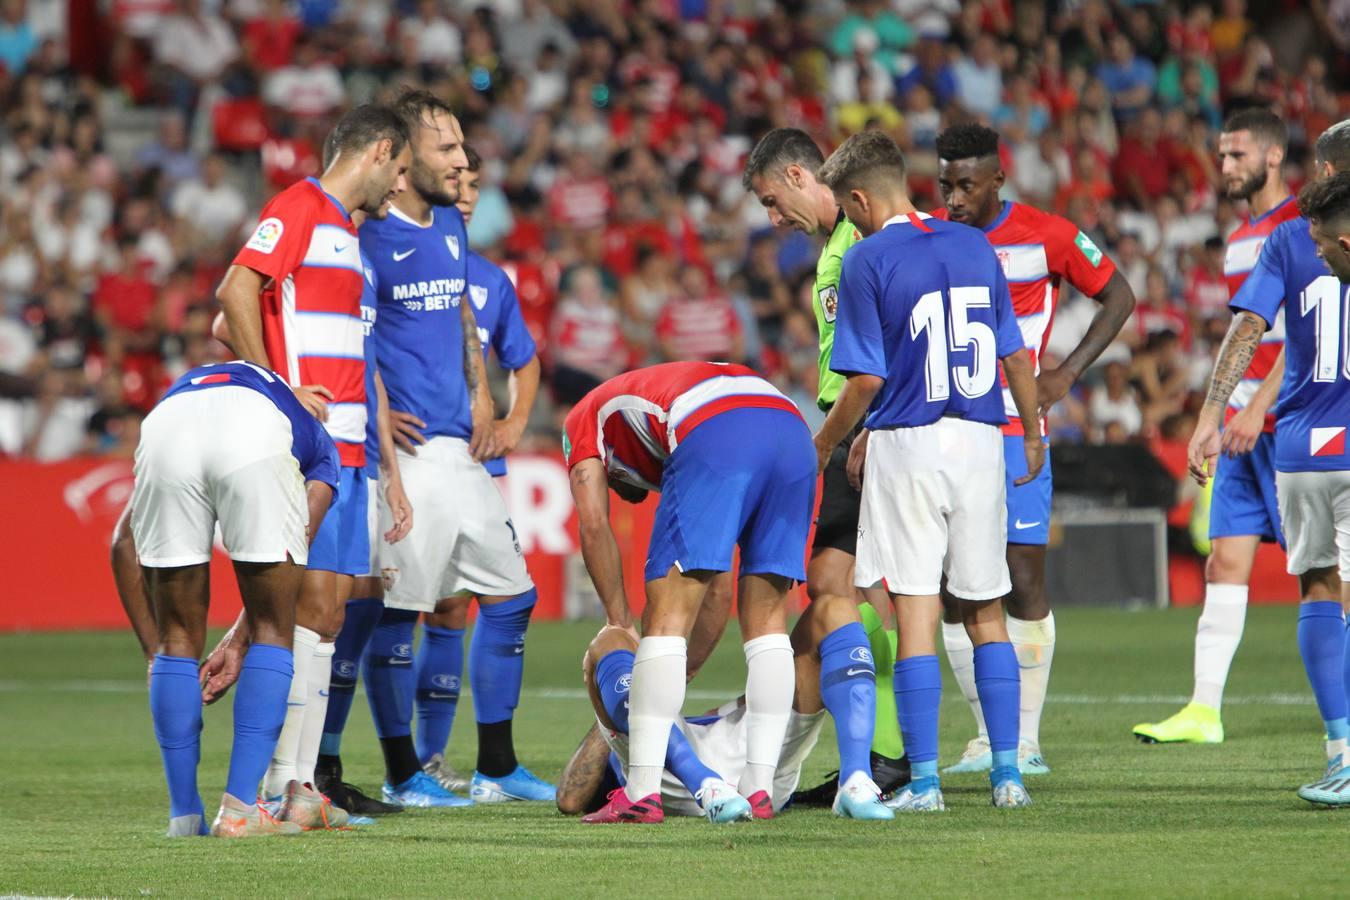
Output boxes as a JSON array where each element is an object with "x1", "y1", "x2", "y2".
[
  {"x1": 360, "y1": 204, "x2": 472, "y2": 442},
  {"x1": 831, "y1": 214, "x2": 1024, "y2": 430},
  {"x1": 466, "y1": 251, "x2": 538, "y2": 477},
  {"x1": 360, "y1": 250, "x2": 380, "y2": 479},
  {"x1": 160, "y1": 361, "x2": 341, "y2": 491},
  {"x1": 1230, "y1": 216, "x2": 1350, "y2": 473}
]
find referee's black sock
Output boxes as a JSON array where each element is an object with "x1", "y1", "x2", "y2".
[
  {"x1": 380, "y1": 736, "x2": 423, "y2": 787},
  {"x1": 476, "y1": 720, "x2": 518, "y2": 777}
]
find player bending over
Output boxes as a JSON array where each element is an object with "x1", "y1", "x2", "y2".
[
  {"x1": 814, "y1": 131, "x2": 1044, "y2": 811},
  {"x1": 557, "y1": 592, "x2": 885, "y2": 821},
  {"x1": 135, "y1": 361, "x2": 340, "y2": 837},
  {"x1": 564, "y1": 361, "x2": 889, "y2": 822}
]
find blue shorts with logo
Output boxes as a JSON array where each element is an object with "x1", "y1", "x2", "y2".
[
  {"x1": 308, "y1": 465, "x2": 371, "y2": 576},
  {"x1": 645, "y1": 407, "x2": 817, "y2": 584},
  {"x1": 1004, "y1": 435, "x2": 1052, "y2": 546},
  {"x1": 1209, "y1": 431, "x2": 1284, "y2": 547}
]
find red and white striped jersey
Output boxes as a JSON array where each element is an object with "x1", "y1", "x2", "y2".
[
  {"x1": 1223, "y1": 194, "x2": 1299, "y2": 432},
  {"x1": 933, "y1": 201, "x2": 1116, "y2": 435},
  {"x1": 232, "y1": 177, "x2": 366, "y2": 466},
  {"x1": 562, "y1": 362, "x2": 802, "y2": 490}
]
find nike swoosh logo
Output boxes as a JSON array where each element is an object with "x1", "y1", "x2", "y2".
[
  {"x1": 846, "y1": 667, "x2": 872, "y2": 677},
  {"x1": 318, "y1": 690, "x2": 329, "y2": 697},
  {"x1": 334, "y1": 244, "x2": 346, "y2": 254},
  {"x1": 1014, "y1": 519, "x2": 1041, "y2": 529},
  {"x1": 393, "y1": 248, "x2": 416, "y2": 261}
]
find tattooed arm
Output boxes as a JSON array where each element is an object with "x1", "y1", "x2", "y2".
[
  {"x1": 556, "y1": 723, "x2": 614, "y2": 815},
  {"x1": 461, "y1": 296, "x2": 497, "y2": 461},
  {"x1": 1187, "y1": 310, "x2": 1269, "y2": 486}
]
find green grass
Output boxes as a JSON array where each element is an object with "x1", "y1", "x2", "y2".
[{"x1": 0, "y1": 607, "x2": 1344, "y2": 898}]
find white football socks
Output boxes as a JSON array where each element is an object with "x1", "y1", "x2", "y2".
[
  {"x1": 295, "y1": 640, "x2": 333, "y2": 787},
  {"x1": 738, "y1": 633, "x2": 794, "y2": 799},
  {"x1": 942, "y1": 621, "x2": 986, "y2": 738},
  {"x1": 1007, "y1": 612, "x2": 1056, "y2": 751},
  {"x1": 626, "y1": 635, "x2": 687, "y2": 800},
  {"x1": 263, "y1": 625, "x2": 319, "y2": 798},
  {"x1": 1191, "y1": 584, "x2": 1248, "y2": 710}
]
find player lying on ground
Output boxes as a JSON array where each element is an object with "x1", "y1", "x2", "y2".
[
  {"x1": 557, "y1": 591, "x2": 887, "y2": 821},
  {"x1": 564, "y1": 361, "x2": 890, "y2": 822},
  {"x1": 133, "y1": 361, "x2": 340, "y2": 838},
  {"x1": 814, "y1": 131, "x2": 1044, "y2": 812}
]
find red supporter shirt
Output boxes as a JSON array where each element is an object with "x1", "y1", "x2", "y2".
[
  {"x1": 93, "y1": 270, "x2": 157, "y2": 332},
  {"x1": 561, "y1": 361, "x2": 802, "y2": 490},
  {"x1": 231, "y1": 177, "x2": 366, "y2": 466},
  {"x1": 1222, "y1": 194, "x2": 1300, "y2": 431},
  {"x1": 655, "y1": 295, "x2": 741, "y2": 362},
  {"x1": 1184, "y1": 265, "x2": 1231, "y2": 318},
  {"x1": 547, "y1": 176, "x2": 612, "y2": 231},
  {"x1": 933, "y1": 201, "x2": 1116, "y2": 434}
]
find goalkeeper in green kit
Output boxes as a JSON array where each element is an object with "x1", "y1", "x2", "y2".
[{"x1": 742, "y1": 128, "x2": 908, "y2": 801}]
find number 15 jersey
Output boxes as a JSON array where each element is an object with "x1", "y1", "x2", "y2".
[
  {"x1": 831, "y1": 213, "x2": 1025, "y2": 431},
  {"x1": 1231, "y1": 216, "x2": 1350, "y2": 473}
]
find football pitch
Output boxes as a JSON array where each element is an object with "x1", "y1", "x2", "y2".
[{"x1": 0, "y1": 607, "x2": 1343, "y2": 898}]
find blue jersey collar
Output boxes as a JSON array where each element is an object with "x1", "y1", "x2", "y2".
[
  {"x1": 305, "y1": 177, "x2": 351, "y2": 223},
  {"x1": 1250, "y1": 194, "x2": 1296, "y2": 225},
  {"x1": 981, "y1": 200, "x2": 1013, "y2": 233}
]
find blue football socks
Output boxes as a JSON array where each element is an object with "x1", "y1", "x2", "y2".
[
  {"x1": 894, "y1": 655, "x2": 942, "y2": 788},
  {"x1": 415, "y1": 624, "x2": 465, "y2": 765},
  {"x1": 149, "y1": 655, "x2": 204, "y2": 819},
  {"x1": 472, "y1": 591, "x2": 537, "y2": 776},
  {"x1": 363, "y1": 607, "x2": 419, "y2": 740},
  {"x1": 224, "y1": 643, "x2": 293, "y2": 803},
  {"x1": 319, "y1": 597, "x2": 382, "y2": 757},
  {"x1": 974, "y1": 641, "x2": 1021, "y2": 773},
  {"x1": 818, "y1": 622, "x2": 877, "y2": 785},
  {"x1": 595, "y1": 648, "x2": 721, "y2": 795},
  {"x1": 1298, "y1": 601, "x2": 1347, "y2": 741}
]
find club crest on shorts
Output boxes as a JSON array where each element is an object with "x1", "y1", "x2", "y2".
[
  {"x1": 382, "y1": 566, "x2": 399, "y2": 591},
  {"x1": 818, "y1": 284, "x2": 839, "y2": 323}
]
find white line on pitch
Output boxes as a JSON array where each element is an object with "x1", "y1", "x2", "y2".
[{"x1": 0, "y1": 680, "x2": 1318, "y2": 707}]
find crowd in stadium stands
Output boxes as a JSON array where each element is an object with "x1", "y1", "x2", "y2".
[{"x1": 0, "y1": 0, "x2": 1347, "y2": 470}]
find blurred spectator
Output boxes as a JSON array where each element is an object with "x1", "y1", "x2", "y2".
[
  {"x1": 243, "y1": 0, "x2": 302, "y2": 72},
  {"x1": 830, "y1": 27, "x2": 893, "y2": 106},
  {"x1": 135, "y1": 112, "x2": 200, "y2": 189},
  {"x1": 953, "y1": 32, "x2": 1002, "y2": 117},
  {"x1": 262, "y1": 34, "x2": 345, "y2": 119},
  {"x1": 153, "y1": 0, "x2": 240, "y2": 113},
  {"x1": 1090, "y1": 361, "x2": 1144, "y2": 441},
  {"x1": 1183, "y1": 236, "x2": 1231, "y2": 323},
  {"x1": 548, "y1": 264, "x2": 626, "y2": 406},
  {"x1": 0, "y1": 0, "x2": 37, "y2": 75},
  {"x1": 1096, "y1": 33, "x2": 1157, "y2": 123},
  {"x1": 399, "y1": 0, "x2": 461, "y2": 68},
  {"x1": 170, "y1": 153, "x2": 247, "y2": 243},
  {"x1": 655, "y1": 266, "x2": 742, "y2": 363},
  {"x1": 92, "y1": 236, "x2": 159, "y2": 355}
]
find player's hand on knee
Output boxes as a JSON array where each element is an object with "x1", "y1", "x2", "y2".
[
  {"x1": 1015, "y1": 438, "x2": 1046, "y2": 486},
  {"x1": 200, "y1": 636, "x2": 246, "y2": 705},
  {"x1": 294, "y1": 384, "x2": 333, "y2": 422},
  {"x1": 390, "y1": 410, "x2": 427, "y2": 454},
  {"x1": 383, "y1": 478, "x2": 414, "y2": 543},
  {"x1": 847, "y1": 429, "x2": 869, "y2": 489}
]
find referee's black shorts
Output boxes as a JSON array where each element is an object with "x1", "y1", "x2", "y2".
[{"x1": 812, "y1": 424, "x2": 863, "y2": 557}]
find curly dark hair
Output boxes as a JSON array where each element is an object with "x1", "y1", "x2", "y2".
[
  {"x1": 935, "y1": 122, "x2": 1000, "y2": 163},
  {"x1": 1298, "y1": 169, "x2": 1350, "y2": 225}
]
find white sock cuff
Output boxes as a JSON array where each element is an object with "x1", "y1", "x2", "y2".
[
  {"x1": 293, "y1": 625, "x2": 321, "y2": 651},
  {"x1": 635, "y1": 635, "x2": 686, "y2": 663},
  {"x1": 942, "y1": 620, "x2": 974, "y2": 651},
  {"x1": 312, "y1": 641, "x2": 335, "y2": 658},
  {"x1": 1007, "y1": 612, "x2": 1055, "y2": 646},
  {"x1": 743, "y1": 632, "x2": 792, "y2": 661},
  {"x1": 1205, "y1": 584, "x2": 1249, "y2": 607}
]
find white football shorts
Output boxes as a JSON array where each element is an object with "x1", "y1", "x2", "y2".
[
  {"x1": 1276, "y1": 469, "x2": 1350, "y2": 580},
  {"x1": 131, "y1": 387, "x2": 308, "y2": 568},
  {"x1": 855, "y1": 417, "x2": 1011, "y2": 601},
  {"x1": 380, "y1": 436, "x2": 533, "y2": 611},
  {"x1": 601, "y1": 702, "x2": 824, "y2": 816}
]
